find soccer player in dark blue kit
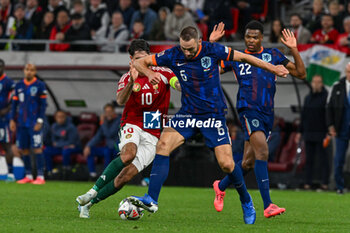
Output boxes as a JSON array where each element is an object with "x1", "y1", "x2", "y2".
[
  {"x1": 211, "y1": 21, "x2": 306, "y2": 218},
  {"x1": 128, "y1": 26, "x2": 289, "y2": 224},
  {"x1": 0, "y1": 59, "x2": 15, "y2": 180},
  {"x1": 10, "y1": 63, "x2": 47, "y2": 185}
]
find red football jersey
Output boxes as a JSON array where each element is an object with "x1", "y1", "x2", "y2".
[{"x1": 117, "y1": 66, "x2": 176, "y2": 138}]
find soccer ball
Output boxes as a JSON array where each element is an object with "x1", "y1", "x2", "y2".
[{"x1": 118, "y1": 198, "x2": 144, "y2": 220}]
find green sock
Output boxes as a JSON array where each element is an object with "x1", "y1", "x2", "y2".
[
  {"x1": 91, "y1": 179, "x2": 120, "y2": 204},
  {"x1": 93, "y1": 156, "x2": 125, "y2": 191}
]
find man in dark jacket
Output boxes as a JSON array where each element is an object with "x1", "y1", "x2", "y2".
[
  {"x1": 44, "y1": 110, "x2": 81, "y2": 176},
  {"x1": 83, "y1": 104, "x2": 120, "y2": 179},
  {"x1": 65, "y1": 13, "x2": 95, "y2": 51},
  {"x1": 327, "y1": 63, "x2": 350, "y2": 194},
  {"x1": 297, "y1": 74, "x2": 329, "y2": 190}
]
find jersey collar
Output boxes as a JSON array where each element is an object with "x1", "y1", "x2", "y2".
[
  {"x1": 0, "y1": 73, "x2": 6, "y2": 81},
  {"x1": 24, "y1": 77, "x2": 37, "y2": 86},
  {"x1": 244, "y1": 47, "x2": 264, "y2": 54},
  {"x1": 191, "y1": 43, "x2": 202, "y2": 60}
]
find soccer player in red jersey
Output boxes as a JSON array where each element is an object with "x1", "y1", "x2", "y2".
[{"x1": 76, "y1": 39, "x2": 180, "y2": 218}]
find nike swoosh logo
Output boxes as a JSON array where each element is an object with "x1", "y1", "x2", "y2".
[
  {"x1": 262, "y1": 179, "x2": 269, "y2": 182},
  {"x1": 217, "y1": 138, "x2": 225, "y2": 142},
  {"x1": 177, "y1": 63, "x2": 186, "y2": 66}
]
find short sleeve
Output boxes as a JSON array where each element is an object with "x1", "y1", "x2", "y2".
[
  {"x1": 39, "y1": 83, "x2": 48, "y2": 99},
  {"x1": 153, "y1": 48, "x2": 174, "y2": 67},
  {"x1": 272, "y1": 48, "x2": 290, "y2": 66},
  {"x1": 117, "y1": 72, "x2": 131, "y2": 93},
  {"x1": 212, "y1": 42, "x2": 233, "y2": 61},
  {"x1": 12, "y1": 83, "x2": 19, "y2": 101}
]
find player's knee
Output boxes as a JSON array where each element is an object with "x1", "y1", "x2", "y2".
[
  {"x1": 120, "y1": 144, "x2": 137, "y2": 165},
  {"x1": 254, "y1": 148, "x2": 268, "y2": 161},
  {"x1": 220, "y1": 160, "x2": 234, "y2": 173},
  {"x1": 242, "y1": 159, "x2": 254, "y2": 170}
]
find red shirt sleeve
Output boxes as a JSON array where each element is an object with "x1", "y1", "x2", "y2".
[
  {"x1": 151, "y1": 66, "x2": 176, "y2": 84},
  {"x1": 117, "y1": 72, "x2": 131, "y2": 93}
]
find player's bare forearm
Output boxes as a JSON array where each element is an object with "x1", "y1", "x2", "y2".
[
  {"x1": 116, "y1": 80, "x2": 134, "y2": 105},
  {"x1": 288, "y1": 47, "x2": 306, "y2": 80},
  {"x1": 133, "y1": 56, "x2": 154, "y2": 77},
  {"x1": 0, "y1": 105, "x2": 11, "y2": 116},
  {"x1": 175, "y1": 80, "x2": 181, "y2": 92}
]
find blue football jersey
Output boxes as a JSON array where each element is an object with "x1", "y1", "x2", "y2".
[
  {"x1": 153, "y1": 41, "x2": 233, "y2": 117},
  {"x1": 0, "y1": 74, "x2": 15, "y2": 112},
  {"x1": 11, "y1": 77, "x2": 47, "y2": 127},
  {"x1": 222, "y1": 47, "x2": 289, "y2": 115}
]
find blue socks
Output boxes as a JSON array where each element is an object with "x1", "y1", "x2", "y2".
[
  {"x1": 35, "y1": 153, "x2": 44, "y2": 176},
  {"x1": 218, "y1": 160, "x2": 250, "y2": 191},
  {"x1": 227, "y1": 164, "x2": 251, "y2": 204},
  {"x1": 254, "y1": 160, "x2": 272, "y2": 209},
  {"x1": 148, "y1": 154, "x2": 169, "y2": 202},
  {"x1": 22, "y1": 155, "x2": 31, "y2": 175}
]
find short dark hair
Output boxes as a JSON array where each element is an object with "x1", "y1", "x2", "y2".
[
  {"x1": 245, "y1": 20, "x2": 264, "y2": 34},
  {"x1": 174, "y1": 2, "x2": 184, "y2": 8},
  {"x1": 104, "y1": 103, "x2": 115, "y2": 110},
  {"x1": 290, "y1": 13, "x2": 302, "y2": 20},
  {"x1": 180, "y1": 26, "x2": 199, "y2": 41},
  {"x1": 128, "y1": 39, "x2": 150, "y2": 56},
  {"x1": 322, "y1": 13, "x2": 333, "y2": 19}
]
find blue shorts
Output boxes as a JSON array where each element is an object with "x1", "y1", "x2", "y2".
[
  {"x1": 167, "y1": 112, "x2": 230, "y2": 148},
  {"x1": 238, "y1": 108, "x2": 274, "y2": 141},
  {"x1": 0, "y1": 117, "x2": 10, "y2": 143},
  {"x1": 16, "y1": 127, "x2": 43, "y2": 149}
]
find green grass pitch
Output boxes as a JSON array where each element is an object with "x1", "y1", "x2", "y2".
[{"x1": 1, "y1": 181, "x2": 350, "y2": 233}]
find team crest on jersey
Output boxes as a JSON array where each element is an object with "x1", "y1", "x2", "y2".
[
  {"x1": 30, "y1": 86, "x2": 38, "y2": 96},
  {"x1": 262, "y1": 53, "x2": 272, "y2": 63},
  {"x1": 132, "y1": 83, "x2": 141, "y2": 92},
  {"x1": 125, "y1": 134, "x2": 132, "y2": 139},
  {"x1": 201, "y1": 56, "x2": 211, "y2": 69},
  {"x1": 157, "y1": 51, "x2": 165, "y2": 57},
  {"x1": 252, "y1": 119, "x2": 260, "y2": 128}
]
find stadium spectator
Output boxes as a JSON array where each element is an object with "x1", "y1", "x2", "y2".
[
  {"x1": 34, "y1": 11, "x2": 54, "y2": 50},
  {"x1": 49, "y1": 9, "x2": 71, "y2": 51},
  {"x1": 46, "y1": 0, "x2": 68, "y2": 18},
  {"x1": 65, "y1": 13, "x2": 95, "y2": 51},
  {"x1": 85, "y1": 0, "x2": 109, "y2": 39},
  {"x1": 296, "y1": 75, "x2": 329, "y2": 190},
  {"x1": 83, "y1": 103, "x2": 120, "y2": 180},
  {"x1": 164, "y1": 2, "x2": 198, "y2": 41},
  {"x1": 268, "y1": 117, "x2": 282, "y2": 162},
  {"x1": 44, "y1": 110, "x2": 81, "y2": 178},
  {"x1": 6, "y1": 3, "x2": 34, "y2": 51},
  {"x1": 129, "y1": 0, "x2": 157, "y2": 38},
  {"x1": 305, "y1": 0, "x2": 325, "y2": 33},
  {"x1": 10, "y1": 63, "x2": 47, "y2": 185},
  {"x1": 130, "y1": 19, "x2": 145, "y2": 40},
  {"x1": 116, "y1": 0, "x2": 135, "y2": 28},
  {"x1": 95, "y1": 11, "x2": 129, "y2": 52},
  {"x1": 0, "y1": 0, "x2": 14, "y2": 34},
  {"x1": 327, "y1": 63, "x2": 350, "y2": 194},
  {"x1": 70, "y1": 0, "x2": 86, "y2": 16},
  {"x1": 24, "y1": 0, "x2": 44, "y2": 29},
  {"x1": 328, "y1": 0, "x2": 344, "y2": 33},
  {"x1": 269, "y1": 19, "x2": 284, "y2": 43},
  {"x1": 290, "y1": 13, "x2": 311, "y2": 44},
  {"x1": 336, "y1": 16, "x2": 350, "y2": 55},
  {"x1": 149, "y1": 7, "x2": 168, "y2": 41},
  {"x1": 310, "y1": 14, "x2": 339, "y2": 44},
  {"x1": 180, "y1": 0, "x2": 205, "y2": 21},
  {"x1": 202, "y1": 0, "x2": 232, "y2": 34}
]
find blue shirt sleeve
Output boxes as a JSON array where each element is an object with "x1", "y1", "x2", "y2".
[
  {"x1": 38, "y1": 82, "x2": 47, "y2": 119},
  {"x1": 272, "y1": 48, "x2": 290, "y2": 66},
  {"x1": 10, "y1": 84, "x2": 18, "y2": 120},
  {"x1": 153, "y1": 48, "x2": 174, "y2": 67},
  {"x1": 211, "y1": 42, "x2": 233, "y2": 61}
]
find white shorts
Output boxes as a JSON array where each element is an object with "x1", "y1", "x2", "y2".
[{"x1": 119, "y1": 123, "x2": 158, "y2": 172}]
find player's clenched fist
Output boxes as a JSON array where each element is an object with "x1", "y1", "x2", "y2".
[{"x1": 273, "y1": 65, "x2": 289, "y2": 78}]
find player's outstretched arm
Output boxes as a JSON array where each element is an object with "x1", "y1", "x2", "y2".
[
  {"x1": 233, "y1": 50, "x2": 289, "y2": 78},
  {"x1": 117, "y1": 63, "x2": 138, "y2": 105},
  {"x1": 133, "y1": 55, "x2": 161, "y2": 85},
  {"x1": 281, "y1": 29, "x2": 306, "y2": 80}
]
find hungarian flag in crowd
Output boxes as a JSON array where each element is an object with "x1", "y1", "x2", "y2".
[{"x1": 298, "y1": 44, "x2": 346, "y2": 86}]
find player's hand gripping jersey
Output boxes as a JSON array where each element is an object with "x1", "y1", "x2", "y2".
[
  {"x1": 117, "y1": 66, "x2": 176, "y2": 138},
  {"x1": 11, "y1": 77, "x2": 47, "y2": 128},
  {"x1": 152, "y1": 41, "x2": 234, "y2": 117},
  {"x1": 221, "y1": 47, "x2": 289, "y2": 115}
]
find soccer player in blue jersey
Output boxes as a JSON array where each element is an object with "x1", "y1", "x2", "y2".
[
  {"x1": 127, "y1": 26, "x2": 289, "y2": 224},
  {"x1": 0, "y1": 59, "x2": 15, "y2": 180},
  {"x1": 10, "y1": 63, "x2": 48, "y2": 185},
  {"x1": 210, "y1": 21, "x2": 306, "y2": 218}
]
